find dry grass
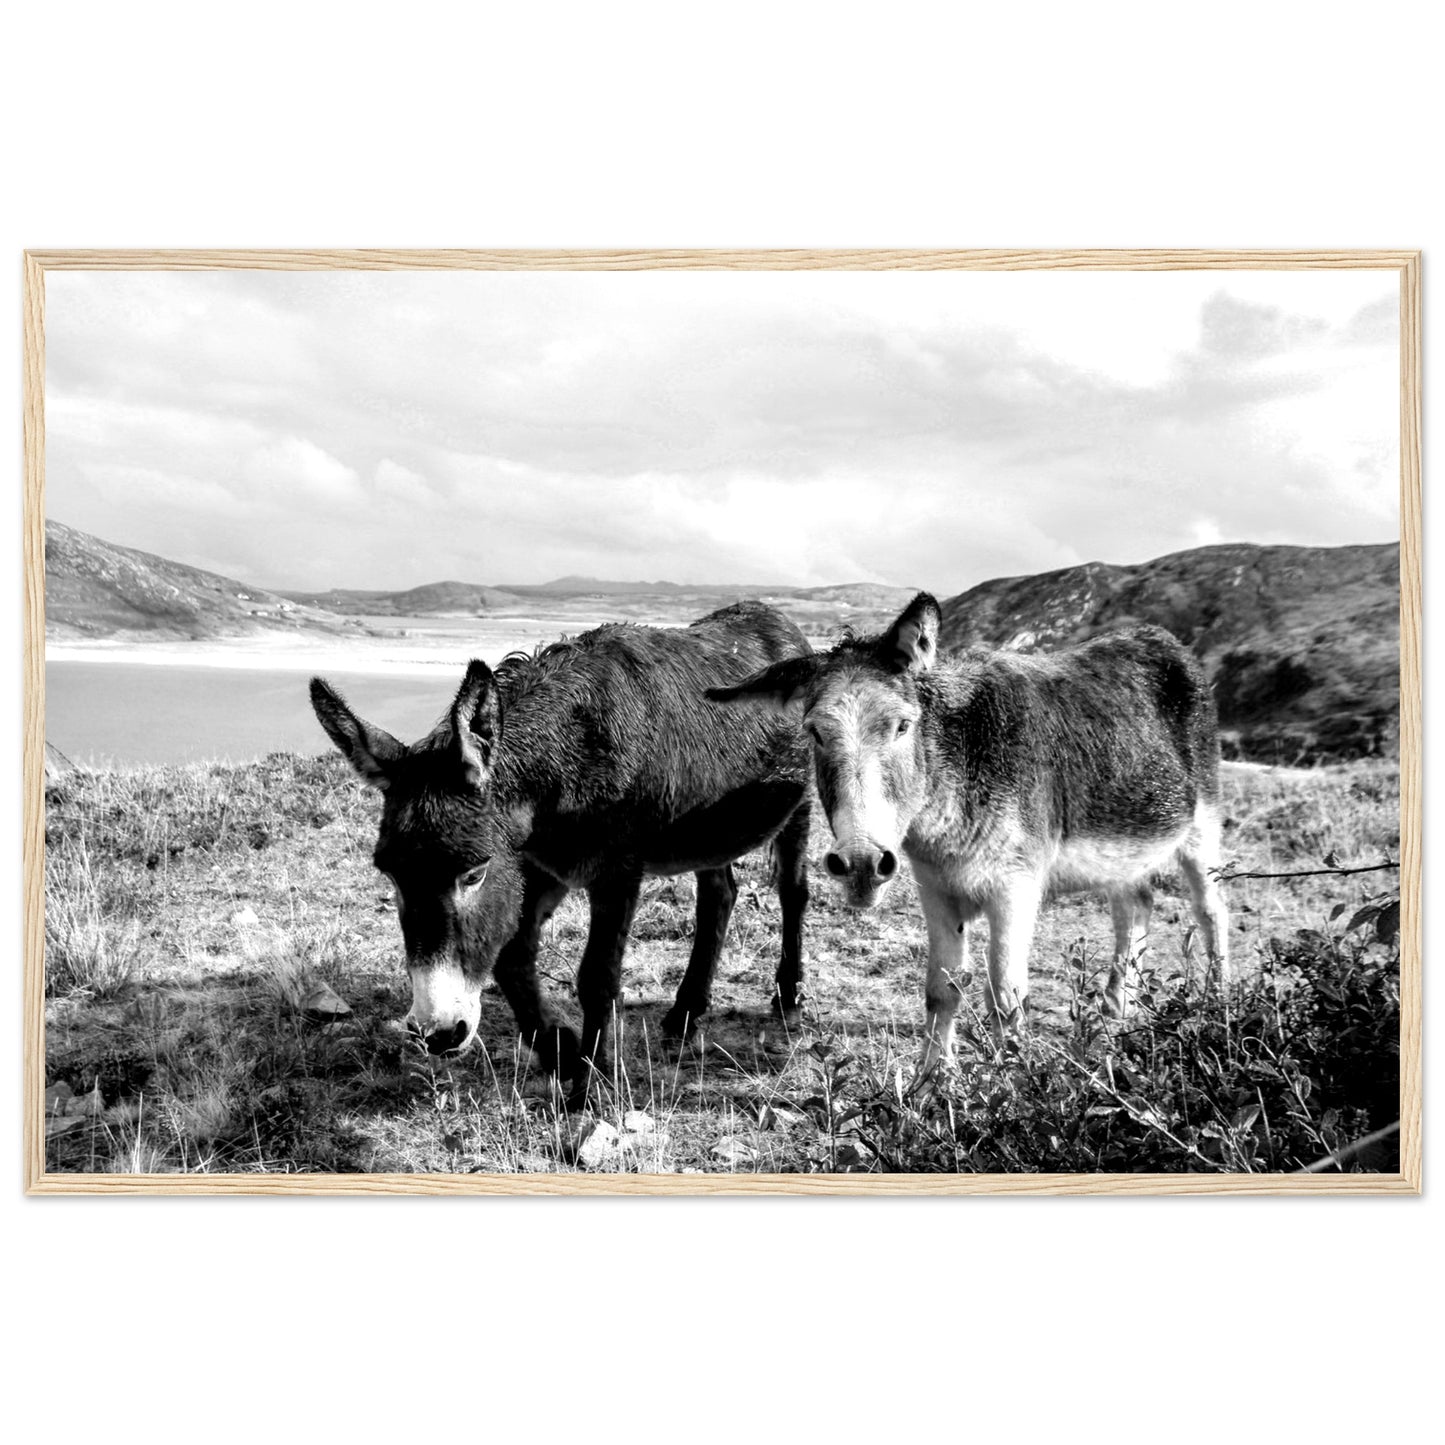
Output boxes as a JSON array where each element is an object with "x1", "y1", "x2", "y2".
[{"x1": 41, "y1": 754, "x2": 1400, "y2": 1175}]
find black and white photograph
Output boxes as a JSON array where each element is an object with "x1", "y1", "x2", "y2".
[{"x1": 35, "y1": 258, "x2": 1411, "y2": 1183}]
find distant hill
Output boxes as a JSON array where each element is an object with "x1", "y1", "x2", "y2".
[
  {"x1": 45, "y1": 521, "x2": 375, "y2": 642},
  {"x1": 518, "y1": 575, "x2": 693, "y2": 596},
  {"x1": 280, "y1": 572, "x2": 920, "y2": 638},
  {"x1": 938, "y1": 542, "x2": 1400, "y2": 763},
  {"x1": 44, "y1": 523, "x2": 919, "y2": 643},
  {"x1": 753, "y1": 582, "x2": 920, "y2": 638},
  {"x1": 518, "y1": 579, "x2": 918, "y2": 609},
  {"x1": 49, "y1": 523, "x2": 1397, "y2": 763},
  {"x1": 281, "y1": 581, "x2": 525, "y2": 616},
  {"x1": 279, "y1": 578, "x2": 750, "y2": 617}
]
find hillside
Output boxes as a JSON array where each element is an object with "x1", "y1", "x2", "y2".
[
  {"x1": 45, "y1": 521, "x2": 375, "y2": 642},
  {"x1": 46, "y1": 521, "x2": 1400, "y2": 763},
  {"x1": 280, "y1": 578, "x2": 756, "y2": 615},
  {"x1": 281, "y1": 581, "x2": 525, "y2": 616},
  {"x1": 45, "y1": 520, "x2": 917, "y2": 643},
  {"x1": 939, "y1": 542, "x2": 1400, "y2": 763},
  {"x1": 755, "y1": 582, "x2": 920, "y2": 638},
  {"x1": 786, "y1": 582, "x2": 921, "y2": 609},
  {"x1": 512, "y1": 575, "x2": 693, "y2": 596},
  {"x1": 281, "y1": 574, "x2": 919, "y2": 637}
]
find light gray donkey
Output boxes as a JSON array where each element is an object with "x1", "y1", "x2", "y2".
[{"x1": 710, "y1": 593, "x2": 1228, "y2": 1075}]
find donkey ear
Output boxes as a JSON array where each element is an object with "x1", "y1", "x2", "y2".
[
  {"x1": 450, "y1": 659, "x2": 503, "y2": 788},
  {"x1": 879, "y1": 592, "x2": 941, "y2": 674},
  {"x1": 707, "y1": 654, "x2": 820, "y2": 713},
  {"x1": 310, "y1": 677, "x2": 404, "y2": 789}
]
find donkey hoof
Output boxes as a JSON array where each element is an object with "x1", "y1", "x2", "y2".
[
  {"x1": 770, "y1": 996, "x2": 804, "y2": 1031},
  {"x1": 661, "y1": 1004, "x2": 703, "y2": 1042}
]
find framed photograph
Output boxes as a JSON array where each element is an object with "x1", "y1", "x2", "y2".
[{"x1": 23, "y1": 249, "x2": 1421, "y2": 1196}]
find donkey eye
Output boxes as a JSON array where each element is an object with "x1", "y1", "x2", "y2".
[{"x1": 458, "y1": 859, "x2": 492, "y2": 891}]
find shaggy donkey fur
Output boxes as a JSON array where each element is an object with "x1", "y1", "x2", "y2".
[
  {"x1": 312, "y1": 602, "x2": 813, "y2": 1089},
  {"x1": 711, "y1": 593, "x2": 1227, "y2": 1073}
]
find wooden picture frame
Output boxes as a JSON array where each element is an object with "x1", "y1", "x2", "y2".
[{"x1": 23, "y1": 248, "x2": 1422, "y2": 1196}]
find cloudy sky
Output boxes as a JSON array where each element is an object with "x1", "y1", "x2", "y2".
[{"x1": 44, "y1": 267, "x2": 1400, "y2": 595}]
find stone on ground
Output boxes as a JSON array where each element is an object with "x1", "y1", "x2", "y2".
[
  {"x1": 572, "y1": 1119, "x2": 622, "y2": 1170},
  {"x1": 300, "y1": 982, "x2": 352, "y2": 1023},
  {"x1": 711, "y1": 1136, "x2": 757, "y2": 1165}
]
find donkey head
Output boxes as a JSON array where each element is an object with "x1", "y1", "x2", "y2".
[
  {"x1": 710, "y1": 592, "x2": 940, "y2": 908},
  {"x1": 310, "y1": 660, "x2": 522, "y2": 1056}
]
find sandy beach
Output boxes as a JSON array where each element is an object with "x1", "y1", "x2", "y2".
[
  {"x1": 47, "y1": 623, "x2": 584, "y2": 679},
  {"x1": 47, "y1": 637, "x2": 491, "y2": 677},
  {"x1": 45, "y1": 605, "x2": 690, "y2": 679}
]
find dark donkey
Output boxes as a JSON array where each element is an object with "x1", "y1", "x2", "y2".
[
  {"x1": 310, "y1": 601, "x2": 813, "y2": 1084},
  {"x1": 711, "y1": 593, "x2": 1227, "y2": 1075}
]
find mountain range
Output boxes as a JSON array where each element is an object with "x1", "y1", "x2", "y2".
[{"x1": 45, "y1": 520, "x2": 1399, "y2": 762}]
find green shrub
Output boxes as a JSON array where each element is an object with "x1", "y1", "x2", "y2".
[{"x1": 785, "y1": 899, "x2": 1400, "y2": 1174}]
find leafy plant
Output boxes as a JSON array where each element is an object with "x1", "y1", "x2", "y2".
[{"x1": 768, "y1": 901, "x2": 1401, "y2": 1175}]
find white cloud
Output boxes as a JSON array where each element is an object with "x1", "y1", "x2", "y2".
[
  {"x1": 373, "y1": 459, "x2": 436, "y2": 507},
  {"x1": 42, "y1": 268, "x2": 1401, "y2": 594},
  {"x1": 244, "y1": 437, "x2": 361, "y2": 506}
]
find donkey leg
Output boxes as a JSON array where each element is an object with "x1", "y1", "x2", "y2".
[
  {"x1": 914, "y1": 871, "x2": 969, "y2": 1076},
  {"x1": 662, "y1": 865, "x2": 739, "y2": 1040},
  {"x1": 983, "y1": 875, "x2": 1042, "y2": 1040},
  {"x1": 771, "y1": 798, "x2": 812, "y2": 1026},
  {"x1": 1103, "y1": 882, "x2": 1153, "y2": 1019},
  {"x1": 491, "y1": 865, "x2": 578, "y2": 1077},
  {"x1": 576, "y1": 876, "x2": 642, "y2": 1085},
  {"x1": 1180, "y1": 847, "x2": 1229, "y2": 983}
]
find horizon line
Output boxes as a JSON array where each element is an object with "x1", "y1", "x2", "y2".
[{"x1": 44, "y1": 515, "x2": 1404, "y2": 599}]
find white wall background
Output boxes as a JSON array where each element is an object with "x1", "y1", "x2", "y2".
[{"x1": 4, "y1": 5, "x2": 1437, "y2": 1440}]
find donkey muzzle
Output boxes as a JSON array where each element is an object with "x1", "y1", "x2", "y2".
[
  {"x1": 823, "y1": 838, "x2": 899, "y2": 907},
  {"x1": 420, "y1": 1018, "x2": 473, "y2": 1055},
  {"x1": 406, "y1": 959, "x2": 482, "y2": 1055}
]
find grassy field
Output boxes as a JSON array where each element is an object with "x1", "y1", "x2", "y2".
[{"x1": 42, "y1": 753, "x2": 1401, "y2": 1176}]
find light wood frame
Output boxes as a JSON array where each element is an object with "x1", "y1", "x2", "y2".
[{"x1": 22, "y1": 248, "x2": 1423, "y2": 1196}]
